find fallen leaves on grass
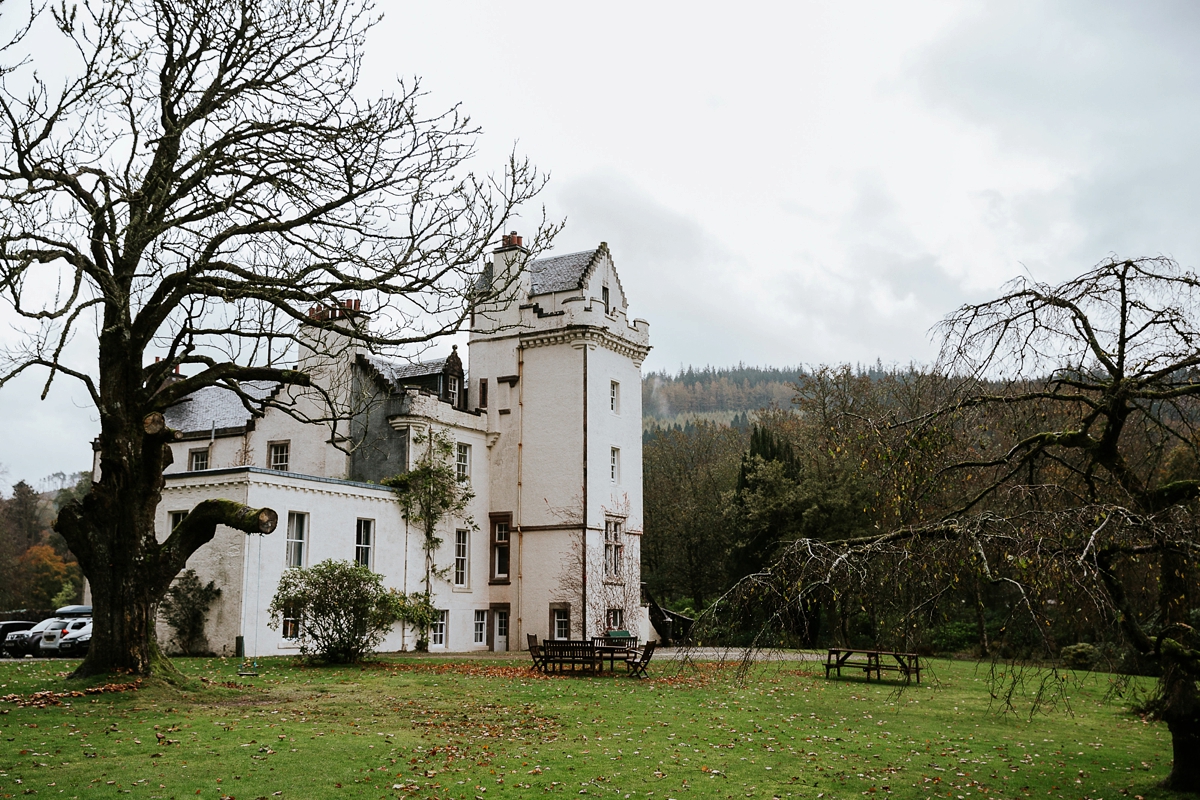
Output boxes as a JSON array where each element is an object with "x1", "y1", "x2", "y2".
[{"x1": 0, "y1": 680, "x2": 142, "y2": 707}]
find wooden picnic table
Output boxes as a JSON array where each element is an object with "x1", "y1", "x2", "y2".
[
  {"x1": 591, "y1": 637, "x2": 636, "y2": 670},
  {"x1": 825, "y1": 647, "x2": 921, "y2": 683}
]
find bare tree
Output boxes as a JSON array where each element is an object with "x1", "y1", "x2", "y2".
[
  {"x1": 699, "y1": 258, "x2": 1200, "y2": 791},
  {"x1": 0, "y1": 0, "x2": 553, "y2": 676}
]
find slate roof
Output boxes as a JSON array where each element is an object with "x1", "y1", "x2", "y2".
[
  {"x1": 529, "y1": 248, "x2": 600, "y2": 295},
  {"x1": 162, "y1": 380, "x2": 280, "y2": 435},
  {"x1": 361, "y1": 355, "x2": 447, "y2": 388}
]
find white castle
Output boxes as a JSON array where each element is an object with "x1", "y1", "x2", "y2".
[{"x1": 154, "y1": 234, "x2": 652, "y2": 655}]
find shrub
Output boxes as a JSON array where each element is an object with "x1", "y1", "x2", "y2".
[
  {"x1": 1060, "y1": 642, "x2": 1099, "y2": 670},
  {"x1": 160, "y1": 569, "x2": 221, "y2": 655},
  {"x1": 268, "y1": 560, "x2": 404, "y2": 663}
]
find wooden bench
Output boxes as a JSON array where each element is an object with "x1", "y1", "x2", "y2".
[
  {"x1": 541, "y1": 640, "x2": 602, "y2": 673},
  {"x1": 825, "y1": 648, "x2": 921, "y2": 683}
]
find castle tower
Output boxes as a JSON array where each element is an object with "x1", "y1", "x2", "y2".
[{"x1": 470, "y1": 234, "x2": 651, "y2": 643}]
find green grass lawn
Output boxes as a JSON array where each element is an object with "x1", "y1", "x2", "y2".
[{"x1": 0, "y1": 654, "x2": 1183, "y2": 799}]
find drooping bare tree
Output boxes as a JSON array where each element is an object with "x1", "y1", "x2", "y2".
[
  {"x1": 697, "y1": 258, "x2": 1200, "y2": 791},
  {"x1": 0, "y1": 0, "x2": 554, "y2": 676}
]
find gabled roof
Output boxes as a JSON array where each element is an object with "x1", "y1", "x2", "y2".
[
  {"x1": 529, "y1": 248, "x2": 603, "y2": 295},
  {"x1": 163, "y1": 380, "x2": 280, "y2": 435},
  {"x1": 358, "y1": 354, "x2": 454, "y2": 393}
]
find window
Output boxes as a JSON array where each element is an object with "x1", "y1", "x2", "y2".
[
  {"x1": 606, "y1": 608, "x2": 624, "y2": 630},
  {"x1": 454, "y1": 529, "x2": 469, "y2": 586},
  {"x1": 610, "y1": 380, "x2": 620, "y2": 413},
  {"x1": 601, "y1": 285, "x2": 610, "y2": 313},
  {"x1": 456, "y1": 443, "x2": 471, "y2": 482},
  {"x1": 285, "y1": 512, "x2": 307, "y2": 568},
  {"x1": 604, "y1": 519, "x2": 624, "y2": 579},
  {"x1": 610, "y1": 447, "x2": 620, "y2": 483},
  {"x1": 355, "y1": 519, "x2": 373, "y2": 567},
  {"x1": 188, "y1": 449, "x2": 209, "y2": 471},
  {"x1": 552, "y1": 607, "x2": 571, "y2": 640},
  {"x1": 448, "y1": 375, "x2": 459, "y2": 407},
  {"x1": 473, "y1": 610, "x2": 487, "y2": 645},
  {"x1": 431, "y1": 610, "x2": 447, "y2": 647},
  {"x1": 169, "y1": 510, "x2": 188, "y2": 531},
  {"x1": 479, "y1": 378, "x2": 488, "y2": 408},
  {"x1": 492, "y1": 521, "x2": 510, "y2": 581},
  {"x1": 281, "y1": 605, "x2": 301, "y2": 640},
  {"x1": 269, "y1": 441, "x2": 290, "y2": 472}
]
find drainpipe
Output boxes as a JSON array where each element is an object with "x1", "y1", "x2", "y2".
[
  {"x1": 581, "y1": 340, "x2": 588, "y2": 639},
  {"x1": 516, "y1": 343, "x2": 525, "y2": 644}
]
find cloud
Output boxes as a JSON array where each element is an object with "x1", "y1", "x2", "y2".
[
  {"x1": 913, "y1": 1, "x2": 1200, "y2": 272},
  {"x1": 548, "y1": 172, "x2": 767, "y2": 372}
]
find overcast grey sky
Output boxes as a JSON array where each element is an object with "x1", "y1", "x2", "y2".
[{"x1": 4, "y1": 1, "x2": 1200, "y2": 488}]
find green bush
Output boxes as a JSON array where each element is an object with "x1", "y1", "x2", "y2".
[
  {"x1": 160, "y1": 569, "x2": 221, "y2": 655},
  {"x1": 268, "y1": 559, "x2": 403, "y2": 663},
  {"x1": 1060, "y1": 642, "x2": 1099, "y2": 670}
]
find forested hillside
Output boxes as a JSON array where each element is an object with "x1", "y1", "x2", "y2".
[{"x1": 641, "y1": 365, "x2": 804, "y2": 428}]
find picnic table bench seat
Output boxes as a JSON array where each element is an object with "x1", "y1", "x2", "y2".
[
  {"x1": 541, "y1": 640, "x2": 602, "y2": 672},
  {"x1": 825, "y1": 648, "x2": 921, "y2": 683}
]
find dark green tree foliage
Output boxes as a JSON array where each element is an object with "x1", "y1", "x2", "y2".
[
  {"x1": 268, "y1": 559, "x2": 403, "y2": 663},
  {"x1": 160, "y1": 569, "x2": 221, "y2": 656},
  {"x1": 642, "y1": 421, "x2": 745, "y2": 608},
  {"x1": 728, "y1": 426, "x2": 802, "y2": 580},
  {"x1": 6, "y1": 481, "x2": 43, "y2": 548}
]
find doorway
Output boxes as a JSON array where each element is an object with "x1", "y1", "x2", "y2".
[{"x1": 489, "y1": 603, "x2": 510, "y2": 652}]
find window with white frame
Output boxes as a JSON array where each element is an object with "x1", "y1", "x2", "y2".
[
  {"x1": 606, "y1": 608, "x2": 624, "y2": 630},
  {"x1": 269, "y1": 441, "x2": 290, "y2": 472},
  {"x1": 456, "y1": 443, "x2": 471, "y2": 482},
  {"x1": 281, "y1": 605, "x2": 301, "y2": 640},
  {"x1": 492, "y1": 521, "x2": 510, "y2": 581},
  {"x1": 285, "y1": 512, "x2": 307, "y2": 568},
  {"x1": 431, "y1": 610, "x2": 447, "y2": 646},
  {"x1": 448, "y1": 375, "x2": 459, "y2": 406},
  {"x1": 454, "y1": 529, "x2": 469, "y2": 586},
  {"x1": 604, "y1": 519, "x2": 624, "y2": 579},
  {"x1": 355, "y1": 519, "x2": 373, "y2": 567},
  {"x1": 473, "y1": 610, "x2": 487, "y2": 645},
  {"x1": 610, "y1": 380, "x2": 620, "y2": 413},
  {"x1": 602, "y1": 285, "x2": 610, "y2": 313},
  {"x1": 610, "y1": 447, "x2": 620, "y2": 483},
  {"x1": 188, "y1": 448, "x2": 209, "y2": 471},
  {"x1": 553, "y1": 607, "x2": 570, "y2": 640}
]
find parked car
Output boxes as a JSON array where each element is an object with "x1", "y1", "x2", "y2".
[
  {"x1": 40, "y1": 618, "x2": 92, "y2": 656},
  {"x1": 55, "y1": 620, "x2": 92, "y2": 657},
  {"x1": 0, "y1": 621, "x2": 34, "y2": 656},
  {"x1": 4, "y1": 618, "x2": 60, "y2": 658}
]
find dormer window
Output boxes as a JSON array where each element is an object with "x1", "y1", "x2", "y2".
[{"x1": 448, "y1": 375, "x2": 459, "y2": 407}]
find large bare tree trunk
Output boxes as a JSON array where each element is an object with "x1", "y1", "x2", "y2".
[{"x1": 55, "y1": 379, "x2": 277, "y2": 676}]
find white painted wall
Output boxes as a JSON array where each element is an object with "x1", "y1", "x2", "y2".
[{"x1": 155, "y1": 239, "x2": 650, "y2": 654}]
